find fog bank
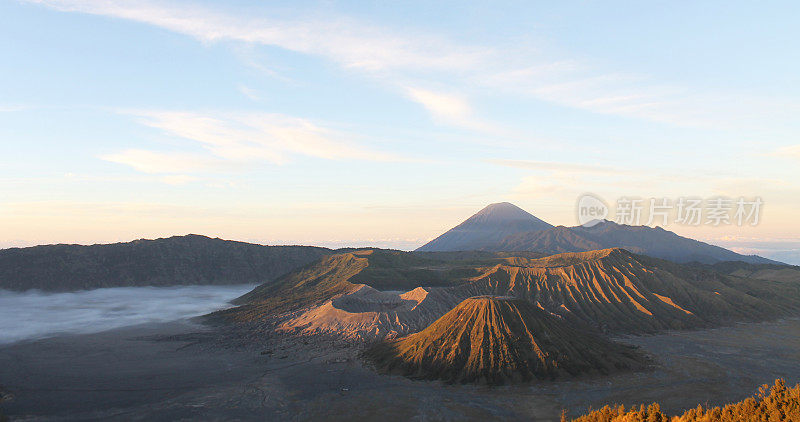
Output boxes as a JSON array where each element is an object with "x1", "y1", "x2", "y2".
[{"x1": 0, "y1": 284, "x2": 256, "y2": 344}]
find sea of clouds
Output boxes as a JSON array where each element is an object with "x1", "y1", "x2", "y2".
[{"x1": 0, "y1": 284, "x2": 257, "y2": 344}]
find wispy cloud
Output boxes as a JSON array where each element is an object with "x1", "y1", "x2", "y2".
[
  {"x1": 406, "y1": 88, "x2": 471, "y2": 122},
  {"x1": 102, "y1": 110, "x2": 400, "y2": 173},
  {"x1": 237, "y1": 84, "x2": 260, "y2": 101},
  {"x1": 26, "y1": 0, "x2": 800, "y2": 131},
  {"x1": 160, "y1": 174, "x2": 198, "y2": 185},
  {"x1": 487, "y1": 159, "x2": 633, "y2": 175},
  {"x1": 404, "y1": 87, "x2": 497, "y2": 133},
  {"x1": 27, "y1": 0, "x2": 487, "y2": 72},
  {"x1": 0, "y1": 105, "x2": 30, "y2": 112},
  {"x1": 773, "y1": 145, "x2": 800, "y2": 160},
  {"x1": 481, "y1": 65, "x2": 737, "y2": 128},
  {"x1": 100, "y1": 149, "x2": 226, "y2": 174}
]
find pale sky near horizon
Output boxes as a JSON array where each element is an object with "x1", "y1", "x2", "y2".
[{"x1": 1, "y1": 1, "x2": 799, "y2": 263}]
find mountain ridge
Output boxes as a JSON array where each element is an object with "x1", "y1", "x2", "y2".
[
  {"x1": 219, "y1": 248, "x2": 800, "y2": 340},
  {"x1": 0, "y1": 234, "x2": 332, "y2": 291},
  {"x1": 495, "y1": 219, "x2": 779, "y2": 264},
  {"x1": 417, "y1": 203, "x2": 780, "y2": 265}
]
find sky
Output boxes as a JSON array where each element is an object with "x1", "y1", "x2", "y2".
[{"x1": 1, "y1": 0, "x2": 799, "y2": 263}]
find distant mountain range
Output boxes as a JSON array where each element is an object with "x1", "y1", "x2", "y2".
[
  {"x1": 0, "y1": 235, "x2": 331, "y2": 291},
  {"x1": 417, "y1": 202, "x2": 780, "y2": 265},
  {"x1": 0, "y1": 202, "x2": 782, "y2": 292}
]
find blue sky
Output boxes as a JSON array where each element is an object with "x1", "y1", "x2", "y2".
[{"x1": 1, "y1": 0, "x2": 799, "y2": 263}]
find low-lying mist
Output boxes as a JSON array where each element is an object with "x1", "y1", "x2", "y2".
[{"x1": 0, "y1": 284, "x2": 256, "y2": 344}]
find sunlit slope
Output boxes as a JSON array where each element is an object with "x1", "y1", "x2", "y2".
[
  {"x1": 366, "y1": 296, "x2": 648, "y2": 384},
  {"x1": 453, "y1": 248, "x2": 799, "y2": 333},
  {"x1": 216, "y1": 249, "x2": 478, "y2": 324},
  {"x1": 218, "y1": 248, "x2": 800, "y2": 338}
]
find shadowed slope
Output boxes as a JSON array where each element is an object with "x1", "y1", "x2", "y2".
[
  {"x1": 366, "y1": 296, "x2": 649, "y2": 384},
  {"x1": 705, "y1": 260, "x2": 800, "y2": 283},
  {"x1": 218, "y1": 252, "x2": 369, "y2": 322},
  {"x1": 214, "y1": 249, "x2": 481, "y2": 324},
  {"x1": 495, "y1": 221, "x2": 779, "y2": 265},
  {"x1": 416, "y1": 202, "x2": 552, "y2": 252},
  {"x1": 495, "y1": 225, "x2": 604, "y2": 255}
]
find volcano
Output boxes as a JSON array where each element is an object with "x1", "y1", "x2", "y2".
[
  {"x1": 220, "y1": 248, "x2": 800, "y2": 340},
  {"x1": 416, "y1": 202, "x2": 778, "y2": 264},
  {"x1": 416, "y1": 202, "x2": 552, "y2": 252},
  {"x1": 365, "y1": 296, "x2": 649, "y2": 384}
]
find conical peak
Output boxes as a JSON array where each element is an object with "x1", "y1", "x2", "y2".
[
  {"x1": 366, "y1": 293, "x2": 648, "y2": 384},
  {"x1": 456, "y1": 202, "x2": 550, "y2": 229},
  {"x1": 415, "y1": 202, "x2": 552, "y2": 252},
  {"x1": 470, "y1": 202, "x2": 536, "y2": 221}
]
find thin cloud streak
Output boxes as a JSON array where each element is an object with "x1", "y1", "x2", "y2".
[
  {"x1": 100, "y1": 149, "x2": 230, "y2": 174},
  {"x1": 772, "y1": 145, "x2": 800, "y2": 160},
  {"x1": 487, "y1": 159, "x2": 633, "y2": 175},
  {"x1": 237, "y1": 84, "x2": 260, "y2": 101},
  {"x1": 0, "y1": 105, "x2": 30, "y2": 112},
  {"x1": 404, "y1": 87, "x2": 497, "y2": 133},
  {"x1": 27, "y1": 0, "x2": 488, "y2": 72},
  {"x1": 101, "y1": 110, "x2": 402, "y2": 174},
  {"x1": 406, "y1": 88, "x2": 471, "y2": 122}
]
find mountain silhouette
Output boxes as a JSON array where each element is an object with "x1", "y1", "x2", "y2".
[
  {"x1": 0, "y1": 235, "x2": 331, "y2": 291},
  {"x1": 495, "y1": 219, "x2": 779, "y2": 264},
  {"x1": 417, "y1": 203, "x2": 779, "y2": 265}
]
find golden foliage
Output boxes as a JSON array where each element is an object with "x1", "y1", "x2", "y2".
[{"x1": 570, "y1": 379, "x2": 800, "y2": 422}]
